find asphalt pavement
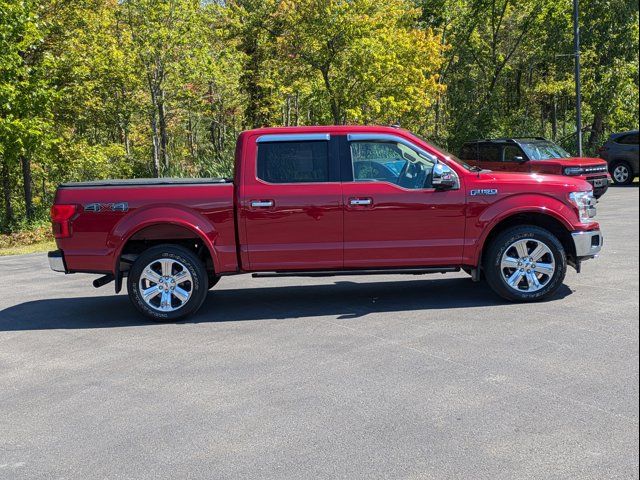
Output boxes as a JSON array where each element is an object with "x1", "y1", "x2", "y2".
[{"x1": 0, "y1": 186, "x2": 638, "y2": 480}]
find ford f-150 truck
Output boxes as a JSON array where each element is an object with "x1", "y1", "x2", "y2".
[{"x1": 49, "y1": 126, "x2": 603, "y2": 321}]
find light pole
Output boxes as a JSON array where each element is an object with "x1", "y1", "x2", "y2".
[{"x1": 573, "y1": 0, "x2": 583, "y2": 156}]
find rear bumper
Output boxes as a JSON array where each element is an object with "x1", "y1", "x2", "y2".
[
  {"x1": 572, "y1": 229, "x2": 603, "y2": 259},
  {"x1": 48, "y1": 250, "x2": 67, "y2": 273}
]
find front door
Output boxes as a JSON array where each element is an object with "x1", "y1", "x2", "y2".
[
  {"x1": 240, "y1": 134, "x2": 343, "y2": 271},
  {"x1": 341, "y1": 134, "x2": 467, "y2": 268},
  {"x1": 502, "y1": 144, "x2": 531, "y2": 172}
]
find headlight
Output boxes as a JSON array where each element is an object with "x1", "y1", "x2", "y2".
[
  {"x1": 565, "y1": 167, "x2": 584, "y2": 175},
  {"x1": 569, "y1": 191, "x2": 597, "y2": 223}
]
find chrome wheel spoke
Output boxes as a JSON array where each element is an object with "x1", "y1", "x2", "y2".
[
  {"x1": 530, "y1": 243, "x2": 549, "y2": 262},
  {"x1": 525, "y1": 272, "x2": 541, "y2": 289},
  {"x1": 507, "y1": 269, "x2": 524, "y2": 288},
  {"x1": 159, "y1": 290, "x2": 172, "y2": 310},
  {"x1": 172, "y1": 286, "x2": 190, "y2": 303},
  {"x1": 534, "y1": 262, "x2": 554, "y2": 276},
  {"x1": 173, "y1": 269, "x2": 191, "y2": 284},
  {"x1": 141, "y1": 268, "x2": 162, "y2": 285},
  {"x1": 142, "y1": 285, "x2": 161, "y2": 302},
  {"x1": 160, "y1": 259, "x2": 173, "y2": 277},
  {"x1": 501, "y1": 256, "x2": 520, "y2": 269},
  {"x1": 514, "y1": 240, "x2": 529, "y2": 259}
]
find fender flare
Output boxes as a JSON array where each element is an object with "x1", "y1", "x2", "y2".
[
  {"x1": 472, "y1": 194, "x2": 578, "y2": 266},
  {"x1": 109, "y1": 205, "x2": 221, "y2": 276}
]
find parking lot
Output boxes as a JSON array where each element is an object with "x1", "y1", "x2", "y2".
[{"x1": 0, "y1": 186, "x2": 638, "y2": 479}]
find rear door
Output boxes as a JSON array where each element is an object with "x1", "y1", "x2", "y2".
[
  {"x1": 239, "y1": 134, "x2": 343, "y2": 271},
  {"x1": 477, "y1": 143, "x2": 505, "y2": 171},
  {"x1": 341, "y1": 133, "x2": 467, "y2": 267}
]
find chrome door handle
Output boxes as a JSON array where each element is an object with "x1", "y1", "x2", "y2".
[
  {"x1": 349, "y1": 198, "x2": 372, "y2": 206},
  {"x1": 250, "y1": 200, "x2": 274, "y2": 208}
]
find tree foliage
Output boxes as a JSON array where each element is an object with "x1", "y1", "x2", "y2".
[{"x1": 0, "y1": 0, "x2": 638, "y2": 231}]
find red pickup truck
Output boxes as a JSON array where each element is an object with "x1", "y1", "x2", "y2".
[{"x1": 49, "y1": 126, "x2": 603, "y2": 321}]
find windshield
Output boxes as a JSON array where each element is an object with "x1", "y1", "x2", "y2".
[{"x1": 519, "y1": 141, "x2": 571, "y2": 160}]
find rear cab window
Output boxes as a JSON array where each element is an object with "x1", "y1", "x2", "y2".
[{"x1": 257, "y1": 139, "x2": 333, "y2": 183}]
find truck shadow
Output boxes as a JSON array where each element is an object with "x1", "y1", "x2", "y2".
[{"x1": 0, "y1": 277, "x2": 572, "y2": 331}]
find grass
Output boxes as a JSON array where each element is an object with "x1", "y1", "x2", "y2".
[
  {"x1": 0, "y1": 239, "x2": 56, "y2": 256},
  {"x1": 0, "y1": 226, "x2": 55, "y2": 256}
]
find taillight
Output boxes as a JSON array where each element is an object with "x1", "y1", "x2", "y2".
[{"x1": 50, "y1": 204, "x2": 77, "y2": 238}]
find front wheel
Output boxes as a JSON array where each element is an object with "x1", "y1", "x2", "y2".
[
  {"x1": 127, "y1": 244, "x2": 208, "y2": 321},
  {"x1": 483, "y1": 226, "x2": 567, "y2": 302}
]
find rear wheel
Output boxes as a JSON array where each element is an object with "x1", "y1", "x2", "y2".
[
  {"x1": 127, "y1": 245, "x2": 208, "y2": 321},
  {"x1": 483, "y1": 226, "x2": 567, "y2": 302},
  {"x1": 610, "y1": 161, "x2": 634, "y2": 185}
]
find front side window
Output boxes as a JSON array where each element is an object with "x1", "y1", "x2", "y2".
[
  {"x1": 257, "y1": 141, "x2": 329, "y2": 183},
  {"x1": 519, "y1": 141, "x2": 571, "y2": 160},
  {"x1": 350, "y1": 141, "x2": 436, "y2": 189},
  {"x1": 503, "y1": 145, "x2": 526, "y2": 162}
]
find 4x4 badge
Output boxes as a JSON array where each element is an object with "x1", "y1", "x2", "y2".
[
  {"x1": 470, "y1": 189, "x2": 498, "y2": 196},
  {"x1": 84, "y1": 202, "x2": 129, "y2": 212}
]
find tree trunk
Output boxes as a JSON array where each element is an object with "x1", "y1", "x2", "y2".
[
  {"x1": 20, "y1": 155, "x2": 33, "y2": 220},
  {"x1": 150, "y1": 107, "x2": 160, "y2": 177},
  {"x1": 551, "y1": 95, "x2": 558, "y2": 140},
  {"x1": 587, "y1": 113, "x2": 604, "y2": 152},
  {"x1": 321, "y1": 67, "x2": 340, "y2": 125},
  {"x1": 158, "y1": 88, "x2": 169, "y2": 170},
  {"x1": 1, "y1": 161, "x2": 14, "y2": 226}
]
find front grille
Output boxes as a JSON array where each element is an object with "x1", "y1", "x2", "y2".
[{"x1": 583, "y1": 165, "x2": 607, "y2": 174}]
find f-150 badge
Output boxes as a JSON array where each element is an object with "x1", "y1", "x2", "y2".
[{"x1": 470, "y1": 189, "x2": 498, "y2": 196}]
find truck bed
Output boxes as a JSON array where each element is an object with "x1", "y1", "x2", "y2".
[
  {"x1": 58, "y1": 177, "x2": 231, "y2": 188},
  {"x1": 54, "y1": 178, "x2": 238, "y2": 275}
]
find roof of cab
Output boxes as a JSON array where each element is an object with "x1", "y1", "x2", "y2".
[{"x1": 241, "y1": 125, "x2": 410, "y2": 136}]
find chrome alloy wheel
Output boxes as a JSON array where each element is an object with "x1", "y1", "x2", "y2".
[
  {"x1": 613, "y1": 164, "x2": 630, "y2": 183},
  {"x1": 138, "y1": 258, "x2": 193, "y2": 312},
  {"x1": 500, "y1": 238, "x2": 555, "y2": 293}
]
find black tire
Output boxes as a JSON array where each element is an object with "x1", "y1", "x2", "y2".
[
  {"x1": 127, "y1": 244, "x2": 208, "y2": 322},
  {"x1": 483, "y1": 225, "x2": 567, "y2": 302},
  {"x1": 609, "y1": 160, "x2": 634, "y2": 185}
]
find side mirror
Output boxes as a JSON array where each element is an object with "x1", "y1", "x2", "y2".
[
  {"x1": 514, "y1": 156, "x2": 527, "y2": 163},
  {"x1": 432, "y1": 163, "x2": 459, "y2": 190}
]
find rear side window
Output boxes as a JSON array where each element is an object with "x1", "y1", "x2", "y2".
[
  {"x1": 617, "y1": 133, "x2": 639, "y2": 145},
  {"x1": 257, "y1": 141, "x2": 329, "y2": 183},
  {"x1": 460, "y1": 143, "x2": 478, "y2": 160},
  {"x1": 478, "y1": 144, "x2": 502, "y2": 162}
]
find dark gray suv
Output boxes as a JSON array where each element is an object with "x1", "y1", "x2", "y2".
[{"x1": 599, "y1": 130, "x2": 639, "y2": 185}]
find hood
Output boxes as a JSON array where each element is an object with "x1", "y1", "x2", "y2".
[
  {"x1": 538, "y1": 156, "x2": 607, "y2": 168},
  {"x1": 475, "y1": 170, "x2": 592, "y2": 193}
]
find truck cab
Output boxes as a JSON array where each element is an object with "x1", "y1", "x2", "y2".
[{"x1": 49, "y1": 126, "x2": 604, "y2": 321}]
